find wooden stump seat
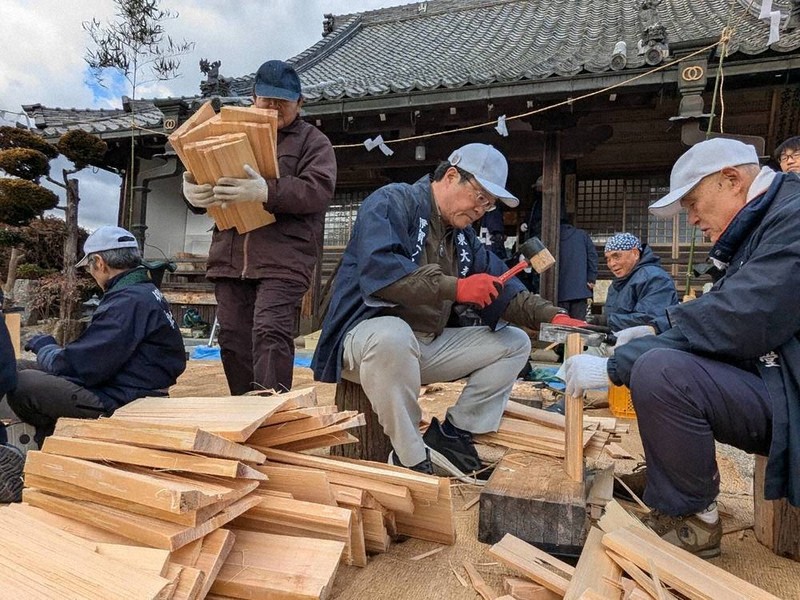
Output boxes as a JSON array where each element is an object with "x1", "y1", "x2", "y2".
[{"x1": 330, "y1": 379, "x2": 392, "y2": 462}]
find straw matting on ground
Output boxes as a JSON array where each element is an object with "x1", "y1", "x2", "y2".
[{"x1": 173, "y1": 360, "x2": 800, "y2": 600}]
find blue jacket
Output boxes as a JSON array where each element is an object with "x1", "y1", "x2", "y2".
[
  {"x1": 605, "y1": 245, "x2": 678, "y2": 333},
  {"x1": 0, "y1": 315, "x2": 16, "y2": 397},
  {"x1": 311, "y1": 176, "x2": 527, "y2": 383},
  {"x1": 558, "y1": 224, "x2": 598, "y2": 302},
  {"x1": 609, "y1": 173, "x2": 800, "y2": 505},
  {"x1": 36, "y1": 268, "x2": 186, "y2": 409}
]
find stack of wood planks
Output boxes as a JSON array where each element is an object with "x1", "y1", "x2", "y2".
[
  {"x1": 6, "y1": 387, "x2": 456, "y2": 599},
  {"x1": 486, "y1": 500, "x2": 782, "y2": 600},
  {"x1": 474, "y1": 400, "x2": 628, "y2": 461},
  {"x1": 168, "y1": 101, "x2": 278, "y2": 234}
]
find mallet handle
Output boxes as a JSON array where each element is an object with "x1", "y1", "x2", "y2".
[{"x1": 498, "y1": 260, "x2": 529, "y2": 284}]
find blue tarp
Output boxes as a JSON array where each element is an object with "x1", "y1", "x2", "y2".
[{"x1": 189, "y1": 345, "x2": 314, "y2": 368}]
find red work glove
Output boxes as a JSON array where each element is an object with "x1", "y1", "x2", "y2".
[
  {"x1": 455, "y1": 274, "x2": 503, "y2": 308},
  {"x1": 551, "y1": 313, "x2": 588, "y2": 328}
]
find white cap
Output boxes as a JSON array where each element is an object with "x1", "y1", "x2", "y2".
[
  {"x1": 447, "y1": 143, "x2": 519, "y2": 207},
  {"x1": 76, "y1": 226, "x2": 139, "y2": 267},
  {"x1": 649, "y1": 138, "x2": 759, "y2": 217}
]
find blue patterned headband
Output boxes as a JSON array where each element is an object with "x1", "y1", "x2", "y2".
[{"x1": 605, "y1": 233, "x2": 641, "y2": 252}]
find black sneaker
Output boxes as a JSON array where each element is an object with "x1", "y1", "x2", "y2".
[
  {"x1": 0, "y1": 443, "x2": 25, "y2": 503},
  {"x1": 388, "y1": 448, "x2": 435, "y2": 475},
  {"x1": 423, "y1": 417, "x2": 492, "y2": 484}
]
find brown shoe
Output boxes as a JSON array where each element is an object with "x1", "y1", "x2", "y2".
[{"x1": 641, "y1": 510, "x2": 722, "y2": 559}]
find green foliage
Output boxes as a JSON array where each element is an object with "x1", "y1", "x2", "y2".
[
  {"x1": 0, "y1": 179, "x2": 58, "y2": 226},
  {"x1": 0, "y1": 227, "x2": 25, "y2": 248},
  {"x1": 0, "y1": 147, "x2": 50, "y2": 181},
  {"x1": 0, "y1": 126, "x2": 58, "y2": 159},
  {"x1": 15, "y1": 263, "x2": 55, "y2": 280},
  {"x1": 83, "y1": 0, "x2": 195, "y2": 89},
  {"x1": 57, "y1": 130, "x2": 108, "y2": 170},
  {"x1": 28, "y1": 271, "x2": 100, "y2": 320}
]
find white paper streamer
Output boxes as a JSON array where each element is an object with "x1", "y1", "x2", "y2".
[
  {"x1": 495, "y1": 114, "x2": 509, "y2": 137},
  {"x1": 768, "y1": 10, "x2": 781, "y2": 45},
  {"x1": 759, "y1": 0, "x2": 773, "y2": 20}
]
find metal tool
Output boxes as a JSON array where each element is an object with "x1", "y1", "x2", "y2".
[
  {"x1": 498, "y1": 236, "x2": 555, "y2": 284},
  {"x1": 538, "y1": 322, "x2": 616, "y2": 347}
]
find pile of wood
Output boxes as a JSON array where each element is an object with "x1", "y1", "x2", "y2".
[
  {"x1": 485, "y1": 500, "x2": 781, "y2": 600},
  {"x1": 168, "y1": 100, "x2": 278, "y2": 234},
  {"x1": 5, "y1": 388, "x2": 455, "y2": 599},
  {"x1": 474, "y1": 400, "x2": 629, "y2": 461}
]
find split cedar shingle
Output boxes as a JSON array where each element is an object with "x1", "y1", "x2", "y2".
[
  {"x1": 52, "y1": 417, "x2": 266, "y2": 463},
  {"x1": 111, "y1": 392, "x2": 312, "y2": 442},
  {"x1": 170, "y1": 529, "x2": 236, "y2": 600},
  {"x1": 41, "y1": 436, "x2": 267, "y2": 480},
  {"x1": 210, "y1": 529, "x2": 344, "y2": 600},
  {"x1": 255, "y1": 464, "x2": 337, "y2": 506},
  {"x1": 275, "y1": 430, "x2": 360, "y2": 453}
]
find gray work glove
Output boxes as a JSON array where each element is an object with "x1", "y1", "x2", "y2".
[
  {"x1": 182, "y1": 172, "x2": 217, "y2": 208},
  {"x1": 564, "y1": 355, "x2": 609, "y2": 397},
  {"x1": 213, "y1": 164, "x2": 268, "y2": 207},
  {"x1": 614, "y1": 325, "x2": 656, "y2": 349}
]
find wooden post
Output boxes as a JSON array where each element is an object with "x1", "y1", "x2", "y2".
[
  {"x1": 754, "y1": 455, "x2": 800, "y2": 561},
  {"x1": 539, "y1": 130, "x2": 562, "y2": 303},
  {"x1": 564, "y1": 333, "x2": 583, "y2": 482},
  {"x1": 330, "y1": 379, "x2": 391, "y2": 462}
]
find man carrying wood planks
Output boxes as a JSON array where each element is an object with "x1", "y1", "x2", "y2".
[
  {"x1": 182, "y1": 60, "x2": 336, "y2": 395},
  {"x1": 312, "y1": 143, "x2": 583, "y2": 481},
  {"x1": 4, "y1": 226, "x2": 186, "y2": 480},
  {"x1": 563, "y1": 138, "x2": 800, "y2": 558}
]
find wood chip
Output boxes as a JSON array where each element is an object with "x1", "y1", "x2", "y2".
[{"x1": 410, "y1": 547, "x2": 443, "y2": 561}]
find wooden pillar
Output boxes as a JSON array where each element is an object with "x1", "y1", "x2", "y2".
[
  {"x1": 330, "y1": 379, "x2": 392, "y2": 462},
  {"x1": 539, "y1": 131, "x2": 562, "y2": 303},
  {"x1": 564, "y1": 333, "x2": 584, "y2": 482},
  {"x1": 754, "y1": 455, "x2": 800, "y2": 561}
]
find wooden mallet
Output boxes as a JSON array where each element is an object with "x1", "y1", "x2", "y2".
[{"x1": 498, "y1": 236, "x2": 556, "y2": 284}]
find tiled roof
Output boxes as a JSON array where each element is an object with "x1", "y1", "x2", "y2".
[
  {"x1": 21, "y1": 98, "x2": 165, "y2": 141},
  {"x1": 225, "y1": 0, "x2": 800, "y2": 103}
]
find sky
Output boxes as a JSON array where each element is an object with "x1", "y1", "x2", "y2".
[{"x1": 0, "y1": 0, "x2": 401, "y2": 231}]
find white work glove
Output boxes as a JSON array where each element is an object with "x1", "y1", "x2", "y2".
[
  {"x1": 213, "y1": 164, "x2": 268, "y2": 207},
  {"x1": 614, "y1": 325, "x2": 656, "y2": 349},
  {"x1": 182, "y1": 172, "x2": 217, "y2": 208},
  {"x1": 564, "y1": 355, "x2": 609, "y2": 398}
]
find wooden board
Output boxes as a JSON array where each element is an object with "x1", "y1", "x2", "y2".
[
  {"x1": 23, "y1": 489, "x2": 262, "y2": 552},
  {"x1": 4, "y1": 311, "x2": 20, "y2": 358},
  {"x1": 488, "y1": 533, "x2": 572, "y2": 596},
  {"x1": 41, "y1": 436, "x2": 266, "y2": 480},
  {"x1": 170, "y1": 529, "x2": 235, "y2": 600},
  {"x1": 53, "y1": 417, "x2": 265, "y2": 463},
  {"x1": 111, "y1": 393, "x2": 305, "y2": 442},
  {"x1": 255, "y1": 464, "x2": 337, "y2": 506},
  {"x1": 754, "y1": 454, "x2": 800, "y2": 561},
  {"x1": 247, "y1": 410, "x2": 359, "y2": 446},
  {"x1": 563, "y1": 526, "x2": 622, "y2": 600},
  {"x1": 210, "y1": 529, "x2": 344, "y2": 600},
  {"x1": 0, "y1": 506, "x2": 172, "y2": 599},
  {"x1": 277, "y1": 430, "x2": 360, "y2": 453},
  {"x1": 394, "y1": 475, "x2": 456, "y2": 545},
  {"x1": 479, "y1": 453, "x2": 587, "y2": 554},
  {"x1": 602, "y1": 525, "x2": 782, "y2": 600}
]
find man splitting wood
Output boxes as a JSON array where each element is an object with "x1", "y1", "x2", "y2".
[
  {"x1": 1, "y1": 226, "x2": 186, "y2": 502},
  {"x1": 182, "y1": 60, "x2": 337, "y2": 395},
  {"x1": 312, "y1": 143, "x2": 583, "y2": 481},
  {"x1": 564, "y1": 138, "x2": 800, "y2": 558}
]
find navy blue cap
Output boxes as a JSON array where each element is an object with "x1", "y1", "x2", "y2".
[{"x1": 254, "y1": 60, "x2": 302, "y2": 101}]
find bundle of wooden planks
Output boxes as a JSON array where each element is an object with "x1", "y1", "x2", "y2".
[
  {"x1": 8, "y1": 387, "x2": 456, "y2": 599},
  {"x1": 486, "y1": 500, "x2": 782, "y2": 600},
  {"x1": 474, "y1": 400, "x2": 626, "y2": 461},
  {"x1": 168, "y1": 101, "x2": 279, "y2": 234}
]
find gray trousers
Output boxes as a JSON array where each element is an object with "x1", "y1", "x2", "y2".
[{"x1": 341, "y1": 316, "x2": 531, "y2": 466}]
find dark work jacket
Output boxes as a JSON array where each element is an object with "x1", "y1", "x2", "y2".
[
  {"x1": 206, "y1": 116, "x2": 337, "y2": 287},
  {"x1": 311, "y1": 176, "x2": 558, "y2": 383},
  {"x1": 0, "y1": 315, "x2": 16, "y2": 397},
  {"x1": 558, "y1": 224, "x2": 598, "y2": 302},
  {"x1": 608, "y1": 173, "x2": 800, "y2": 505},
  {"x1": 36, "y1": 268, "x2": 186, "y2": 410},
  {"x1": 605, "y1": 245, "x2": 678, "y2": 333}
]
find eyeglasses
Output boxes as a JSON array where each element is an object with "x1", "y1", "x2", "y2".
[
  {"x1": 780, "y1": 151, "x2": 798, "y2": 164},
  {"x1": 465, "y1": 178, "x2": 497, "y2": 212}
]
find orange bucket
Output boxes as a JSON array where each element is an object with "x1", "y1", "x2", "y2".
[{"x1": 608, "y1": 384, "x2": 636, "y2": 419}]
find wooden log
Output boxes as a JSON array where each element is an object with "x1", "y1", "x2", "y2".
[
  {"x1": 754, "y1": 454, "x2": 800, "y2": 561},
  {"x1": 330, "y1": 378, "x2": 392, "y2": 462},
  {"x1": 479, "y1": 453, "x2": 587, "y2": 555}
]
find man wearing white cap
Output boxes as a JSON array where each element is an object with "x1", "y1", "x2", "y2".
[
  {"x1": 5, "y1": 227, "x2": 186, "y2": 466},
  {"x1": 564, "y1": 137, "x2": 800, "y2": 557},
  {"x1": 313, "y1": 143, "x2": 584, "y2": 482}
]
